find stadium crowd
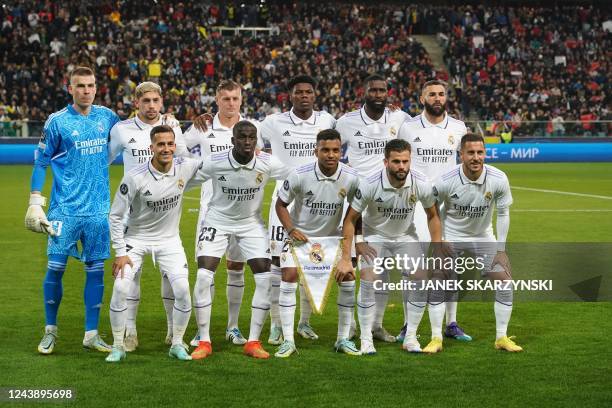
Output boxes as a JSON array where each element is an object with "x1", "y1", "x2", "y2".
[
  {"x1": 441, "y1": 4, "x2": 611, "y2": 136},
  {"x1": 0, "y1": 1, "x2": 610, "y2": 136}
]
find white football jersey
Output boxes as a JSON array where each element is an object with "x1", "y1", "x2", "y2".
[
  {"x1": 194, "y1": 150, "x2": 290, "y2": 229},
  {"x1": 109, "y1": 157, "x2": 202, "y2": 255},
  {"x1": 277, "y1": 161, "x2": 360, "y2": 237},
  {"x1": 108, "y1": 115, "x2": 186, "y2": 173},
  {"x1": 336, "y1": 107, "x2": 410, "y2": 178},
  {"x1": 434, "y1": 164, "x2": 512, "y2": 239},
  {"x1": 260, "y1": 109, "x2": 336, "y2": 169},
  {"x1": 398, "y1": 113, "x2": 467, "y2": 181},
  {"x1": 350, "y1": 168, "x2": 435, "y2": 241},
  {"x1": 183, "y1": 114, "x2": 263, "y2": 160}
]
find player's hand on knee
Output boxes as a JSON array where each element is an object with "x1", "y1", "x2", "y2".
[
  {"x1": 491, "y1": 251, "x2": 512, "y2": 278},
  {"x1": 161, "y1": 113, "x2": 180, "y2": 128},
  {"x1": 191, "y1": 113, "x2": 213, "y2": 132},
  {"x1": 112, "y1": 256, "x2": 133, "y2": 279},
  {"x1": 25, "y1": 193, "x2": 56, "y2": 236},
  {"x1": 356, "y1": 242, "x2": 377, "y2": 264},
  {"x1": 335, "y1": 259, "x2": 354, "y2": 283}
]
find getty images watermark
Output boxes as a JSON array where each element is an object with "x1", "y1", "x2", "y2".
[{"x1": 371, "y1": 254, "x2": 553, "y2": 292}]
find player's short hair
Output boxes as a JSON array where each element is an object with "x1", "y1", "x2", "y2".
[
  {"x1": 150, "y1": 125, "x2": 175, "y2": 142},
  {"x1": 460, "y1": 133, "x2": 485, "y2": 149},
  {"x1": 364, "y1": 73, "x2": 386, "y2": 86},
  {"x1": 135, "y1": 81, "x2": 162, "y2": 99},
  {"x1": 216, "y1": 80, "x2": 242, "y2": 94},
  {"x1": 316, "y1": 129, "x2": 341, "y2": 144},
  {"x1": 69, "y1": 66, "x2": 95, "y2": 80},
  {"x1": 288, "y1": 75, "x2": 317, "y2": 92},
  {"x1": 233, "y1": 120, "x2": 257, "y2": 137},
  {"x1": 422, "y1": 79, "x2": 448, "y2": 93},
  {"x1": 384, "y1": 139, "x2": 411, "y2": 158}
]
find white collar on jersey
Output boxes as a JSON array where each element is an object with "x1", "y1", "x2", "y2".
[
  {"x1": 314, "y1": 162, "x2": 342, "y2": 181},
  {"x1": 148, "y1": 159, "x2": 176, "y2": 180},
  {"x1": 289, "y1": 109, "x2": 316, "y2": 126},
  {"x1": 228, "y1": 149, "x2": 257, "y2": 170},
  {"x1": 459, "y1": 164, "x2": 487, "y2": 185},
  {"x1": 381, "y1": 168, "x2": 411, "y2": 191},
  {"x1": 360, "y1": 106, "x2": 388, "y2": 125},
  {"x1": 420, "y1": 112, "x2": 449, "y2": 129},
  {"x1": 212, "y1": 113, "x2": 244, "y2": 131},
  {"x1": 134, "y1": 114, "x2": 162, "y2": 130}
]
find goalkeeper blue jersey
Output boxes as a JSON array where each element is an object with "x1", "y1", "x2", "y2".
[{"x1": 33, "y1": 104, "x2": 120, "y2": 216}]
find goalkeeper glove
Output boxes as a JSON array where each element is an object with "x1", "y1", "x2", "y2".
[{"x1": 25, "y1": 193, "x2": 56, "y2": 236}]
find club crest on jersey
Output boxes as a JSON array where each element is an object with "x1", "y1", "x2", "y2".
[
  {"x1": 448, "y1": 135, "x2": 455, "y2": 145},
  {"x1": 178, "y1": 179, "x2": 185, "y2": 189},
  {"x1": 338, "y1": 188, "x2": 347, "y2": 199},
  {"x1": 256, "y1": 172, "x2": 264, "y2": 184},
  {"x1": 409, "y1": 194, "x2": 417, "y2": 205},
  {"x1": 485, "y1": 191, "x2": 493, "y2": 201},
  {"x1": 281, "y1": 252, "x2": 287, "y2": 263},
  {"x1": 390, "y1": 127, "x2": 397, "y2": 136},
  {"x1": 308, "y1": 243, "x2": 324, "y2": 264},
  {"x1": 98, "y1": 122, "x2": 105, "y2": 133}
]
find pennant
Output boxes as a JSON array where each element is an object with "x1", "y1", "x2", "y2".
[{"x1": 291, "y1": 237, "x2": 342, "y2": 314}]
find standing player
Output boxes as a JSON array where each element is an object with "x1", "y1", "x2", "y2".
[
  {"x1": 433, "y1": 133, "x2": 522, "y2": 352},
  {"x1": 261, "y1": 75, "x2": 336, "y2": 345},
  {"x1": 183, "y1": 80, "x2": 263, "y2": 347},
  {"x1": 397, "y1": 79, "x2": 469, "y2": 342},
  {"x1": 108, "y1": 81, "x2": 187, "y2": 351},
  {"x1": 26, "y1": 66, "x2": 119, "y2": 354},
  {"x1": 190, "y1": 121, "x2": 290, "y2": 360},
  {"x1": 336, "y1": 74, "x2": 411, "y2": 343},
  {"x1": 106, "y1": 125, "x2": 199, "y2": 362},
  {"x1": 274, "y1": 129, "x2": 361, "y2": 358},
  {"x1": 336, "y1": 139, "x2": 444, "y2": 354}
]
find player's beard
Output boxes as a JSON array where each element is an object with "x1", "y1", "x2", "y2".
[
  {"x1": 423, "y1": 101, "x2": 446, "y2": 118},
  {"x1": 365, "y1": 97, "x2": 386, "y2": 116},
  {"x1": 389, "y1": 168, "x2": 407, "y2": 182}
]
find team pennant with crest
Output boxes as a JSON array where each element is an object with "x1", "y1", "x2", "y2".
[{"x1": 291, "y1": 237, "x2": 343, "y2": 314}]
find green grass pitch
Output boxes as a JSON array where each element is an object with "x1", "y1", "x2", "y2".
[{"x1": 1, "y1": 163, "x2": 611, "y2": 407}]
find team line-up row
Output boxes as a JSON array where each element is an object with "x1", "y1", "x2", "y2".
[{"x1": 25, "y1": 68, "x2": 522, "y2": 362}]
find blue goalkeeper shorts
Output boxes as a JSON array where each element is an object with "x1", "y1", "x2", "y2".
[{"x1": 46, "y1": 211, "x2": 110, "y2": 262}]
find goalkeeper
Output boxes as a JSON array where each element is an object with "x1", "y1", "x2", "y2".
[{"x1": 26, "y1": 67, "x2": 120, "y2": 355}]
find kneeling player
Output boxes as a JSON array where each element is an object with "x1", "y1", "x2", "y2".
[
  {"x1": 106, "y1": 125, "x2": 200, "y2": 362},
  {"x1": 274, "y1": 129, "x2": 361, "y2": 357},
  {"x1": 337, "y1": 139, "x2": 446, "y2": 354},
  {"x1": 190, "y1": 121, "x2": 290, "y2": 360},
  {"x1": 434, "y1": 133, "x2": 522, "y2": 352}
]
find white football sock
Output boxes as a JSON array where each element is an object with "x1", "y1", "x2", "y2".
[
  {"x1": 279, "y1": 280, "x2": 297, "y2": 343},
  {"x1": 401, "y1": 273, "x2": 410, "y2": 326},
  {"x1": 405, "y1": 284, "x2": 427, "y2": 340},
  {"x1": 161, "y1": 274, "x2": 174, "y2": 335},
  {"x1": 373, "y1": 270, "x2": 389, "y2": 329},
  {"x1": 337, "y1": 280, "x2": 355, "y2": 341},
  {"x1": 445, "y1": 300, "x2": 458, "y2": 325},
  {"x1": 170, "y1": 277, "x2": 191, "y2": 346},
  {"x1": 495, "y1": 288, "x2": 513, "y2": 339},
  {"x1": 125, "y1": 267, "x2": 141, "y2": 335},
  {"x1": 357, "y1": 280, "x2": 375, "y2": 342},
  {"x1": 249, "y1": 272, "x2": 272, "y2": 342},
  {"x1": 226, "y1": 269, "x2": 244, "y2": 330},
  {"x1": 193, "y1": 268, "x2": 214, "y2": 343},
  {"x1": 270, "y1": 265, "x2": 282, "y2": 328},
  {"x1": 109, "y1": 277, "x2": 132, "y2": 347},
  {"x1": 298, "y1": 282, "x2": 312, "y2": 325}
]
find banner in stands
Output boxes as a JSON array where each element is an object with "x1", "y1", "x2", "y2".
[{"x1": 0, "y1": 142, "x2": 611, "y2": 164}]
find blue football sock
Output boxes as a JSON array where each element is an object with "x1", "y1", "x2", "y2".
[
  {"x1": 84, "y1": 260, "x2": 105, "y2": 331},
  {"x1": 43, "y1": 255, "x2": 68, "y2": 326}
]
